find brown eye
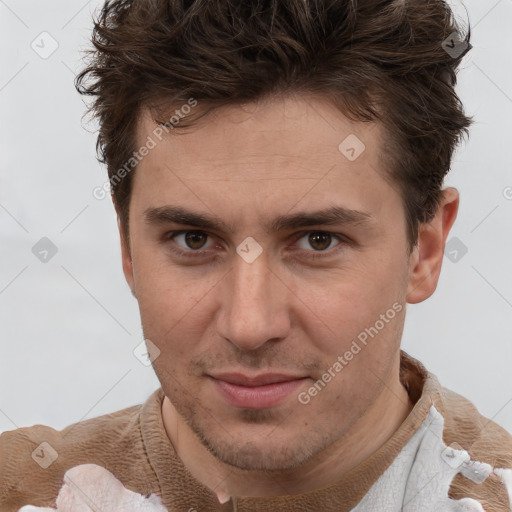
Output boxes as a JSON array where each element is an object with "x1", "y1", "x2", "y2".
[
  {"x1": 184, "y1": 231, "x2": 208, "y2": 249},
  {"x1": 308, "y1": 232, "x2": 332, "y2": 251},
  {"x1": 291, "y1": 231, "x2": 347, "y2": 260},
  {"x1": 168, "y1": 231, "x2": 215, "y2": 252}
]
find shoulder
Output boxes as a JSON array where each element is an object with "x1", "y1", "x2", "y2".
[
  {"x1": 401, "y1": 352, "x2": 512, "y2": 511},
  {"x1": 0, "y1": 396, "x2": 156, "y2": 512},
  {"x1": 440, "y1": 385, "x2": 512, "y2": 467},
  {"x1": 439, "y1": 384, "x2": 512, "y2": 511},
  {"x1": 401, "y1": 351, "x2": 512, "y2": 467}
]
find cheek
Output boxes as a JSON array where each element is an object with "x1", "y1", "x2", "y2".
[
  {"x1": 294, "y1": 255, "x2": 406, "y2": 347},
  {"x1": 303, "y1": 303, "x2": 405, "y2": 420},
  {"x1": 130, "y1": 225, "x2": 408, "y2": 361},
  {"x1": 131, "y1": 245, "x2": 217, "y2": 335}
]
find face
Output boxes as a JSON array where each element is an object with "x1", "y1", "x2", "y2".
[{"x1": 123, "y1": 94, "x2": 414, "y2": 471}]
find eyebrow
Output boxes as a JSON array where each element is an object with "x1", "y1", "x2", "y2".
[{"x1": 143, "y1": 205, "x2": 373, "y2": 234}]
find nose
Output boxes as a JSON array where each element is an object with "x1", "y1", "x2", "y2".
[{"x1": 216, "y1": 250, "x2": 291, "y2": 351}]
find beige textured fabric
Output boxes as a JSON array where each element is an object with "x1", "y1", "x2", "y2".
[{"x1": 1, "y1": 350, "x2": 511, "y2": 512}]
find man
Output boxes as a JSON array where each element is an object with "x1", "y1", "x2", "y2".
[{"x1": 1, "y1": 0, "x2": 511, "y2": 511}]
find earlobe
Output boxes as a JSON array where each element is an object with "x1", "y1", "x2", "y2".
[{"x1": 406, "y1": 187, "x2": 459, "y2": 304}]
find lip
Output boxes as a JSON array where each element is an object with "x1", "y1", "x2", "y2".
[
  {"x1": 211, "y1": 372, "x2": 307, "y2": 387},
  {"x1": 209, "y1": 373, "x2": 308, "y2": 409}
]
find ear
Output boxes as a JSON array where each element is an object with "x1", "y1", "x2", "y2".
[
  {"x1": 406, "y1": 187, "x2": 459, "y2": 304},
  {"x1": 117, "y1": 216, "x2": 136, "y2": 297}
]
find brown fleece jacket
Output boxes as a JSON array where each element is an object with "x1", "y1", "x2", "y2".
[{"x1": 1, "y1": 351, "x2": 511, "y2": 512}]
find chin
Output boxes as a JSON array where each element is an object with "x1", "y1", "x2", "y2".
[
  {"x1": 202, "y1": 435, "x2": 316, "y2": 471},
  {"x1": 188, "y1": 413, "x2": 328, "y2": 471},
  {"x1": 159, "y1": 375, "x2": 343, "y2": 471}
]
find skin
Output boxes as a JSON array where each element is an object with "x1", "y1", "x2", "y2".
[{"x1": 119, "y1": 93, "x2": 459, "y2": 499}]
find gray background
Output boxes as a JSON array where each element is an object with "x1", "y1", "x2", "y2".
[{"x1": 1, "y1": 0, "x2": 511, "y2": 435}]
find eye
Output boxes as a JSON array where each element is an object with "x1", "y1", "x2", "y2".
[
  {"x1": 294, "y1": 231, "x2": 340, "y2": 251},
  {"x1": 164, "y1": 229, "x2": 349, "y2": 261},
  {"x1": 166, "y1": 230, "x2": 216, "y2": 254}
]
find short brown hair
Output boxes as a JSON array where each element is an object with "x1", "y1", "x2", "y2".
[{"x1": 75, "y1": 0, "x2": 472, "y2": 250}]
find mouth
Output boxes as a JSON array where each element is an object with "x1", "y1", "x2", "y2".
[{"x1": 208, "y1": 372, "x2": 309, "y2": 409}]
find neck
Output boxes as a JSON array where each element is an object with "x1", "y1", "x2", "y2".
[{"x1": 161, "y1": 366, "x2": 413, "y2": 501}]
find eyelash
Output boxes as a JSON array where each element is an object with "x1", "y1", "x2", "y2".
[{"x1": 163, "y1": 230, "x2": 349, "y2": 261}]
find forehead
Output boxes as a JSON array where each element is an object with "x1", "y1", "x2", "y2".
[
  {"x1": 137, "y1": 94, "x2": 383, "y2": 168},
  {"x1": 131, "y1": 94, "x2": 398, "y2": 227}
]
